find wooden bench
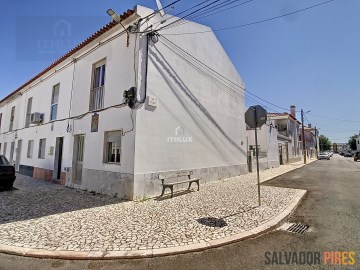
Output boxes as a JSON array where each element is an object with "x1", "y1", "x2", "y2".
[{"x1": 158, "y1": 171, "x2": 200, "y2": 198}]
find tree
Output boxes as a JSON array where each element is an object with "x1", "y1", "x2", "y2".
[
  {"x1": 319, "y1": 135, "x2": 332, "y2": 151},
  {"x1": 348, "y1": 134, "x2": 358, "y2": 151}
]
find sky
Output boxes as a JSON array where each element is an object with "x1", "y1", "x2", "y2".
[{"x1": 0, "y1": 0, "x2": 359, "y2": 143}]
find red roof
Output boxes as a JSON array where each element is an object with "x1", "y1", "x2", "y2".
[{"x1": 1, "y1": 9, "x2": 135, "y2": 104}]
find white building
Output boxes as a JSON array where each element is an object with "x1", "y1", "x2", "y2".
[
  {"x1": 246, "y1": 119, "x2": 280, "y2": 171},
  {"x1": 267, "y1": 107, "x2": 302, "y2": 164},
  {"x1": 0, "y1": 6, "x2": 248, "y2": 200}
]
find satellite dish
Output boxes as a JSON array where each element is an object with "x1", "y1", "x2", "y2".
[{"x1": 155, "y1": 0, "x2": 165, "y2": 16}]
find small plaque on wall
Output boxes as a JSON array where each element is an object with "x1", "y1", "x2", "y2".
[{"x1": 91, "y1": 113, "x2": 99, "y2": 132}]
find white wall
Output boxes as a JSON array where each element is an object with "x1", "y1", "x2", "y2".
[
  {"x1": 246, "y1": 120, "x2": 279, "y2": 170},
  {"x1": 0, "y1": 14, "x2": 139, "y2": 198},
  {"x1": 132, "y1": 10, "x2": 247, "y2": 197}
]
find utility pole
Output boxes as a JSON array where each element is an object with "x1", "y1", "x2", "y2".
[
  {"x1": 314, "y1": 126, "x2": 318, "y2": 158},
  {"x1": 254, "y1": 107, "x2": 261, "y2": 207},
  {"x1": 301, "y1": 109, "x2": 306, "y2": 164}
]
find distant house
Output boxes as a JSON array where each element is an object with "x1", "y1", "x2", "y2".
[
  {"x1": 357, "y1": 135, "x2": 360, "y2": 151},
  {"x1": 303, "y1": 124, "x2": 318, "y2": 158},
  {"x1": 0, "y1": 6, "x2": 247, "y2": 200},
  {"x1": 267, "y1": 106, "x2": 302, "y2": 164},
  {"x1": 246, "y1": 119, "x2": 280, "y2": 171},
  {"x1": 333, "y1": 143, "x2": 348, "y2": 153}
]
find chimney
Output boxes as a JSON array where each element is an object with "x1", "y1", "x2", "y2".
[
  {"x1": 290, "y1": 105, "x2": 296, "y2": 118},
  {"x1": 308, "y1": 124, "x2": 312, "y2": 128}
]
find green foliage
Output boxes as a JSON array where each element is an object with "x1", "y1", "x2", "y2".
[
  {"x1": 319, "y1": 135, "x2": 332, "y2": 151},
  {"x1": 348, "y1": 134, "x2": 358, "y2": 151}
]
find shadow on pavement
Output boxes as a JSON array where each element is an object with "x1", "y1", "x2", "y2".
[{"x1": 0, "y1": 174, "x2": 126, "y2": 225}]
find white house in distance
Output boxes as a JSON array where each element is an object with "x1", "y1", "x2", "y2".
[
  {"x1": 246, "y1": 119, "x2": 280, "y2": 171},
  {"x1": 0, "y1": 6, "x2": 247, "y2": 200},
  {"x1": 267, "y1": 106, "x2": 302, "y2": 164}
]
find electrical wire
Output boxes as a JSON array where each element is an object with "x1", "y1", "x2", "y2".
[
  {"x1": 157, "y1": 0, "x2": 224, "y2": 31},
  {"x1": 161, "y1": 0, "x2": 336, "y2": 35},
  {"x1": 161, "y1": 0, "x2": 255, "y2": 31},
  {"x1": 160, "y1": 35, "x2": 291, "y2": 112},
  {"x1": 307, "y1": 113, "x2": 360, "y2": 123},
  {"x1": 0, "y1": 102, "x2": 127, "y2": 137}
]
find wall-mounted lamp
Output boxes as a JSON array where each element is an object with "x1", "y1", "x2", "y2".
[{"x1": 106, "y1": 8, "x2": 130, "y2": 47}]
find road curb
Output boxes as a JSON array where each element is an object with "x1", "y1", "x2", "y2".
[{"x1": 0, "y1": 190, "x2": 307, "y2": 260}]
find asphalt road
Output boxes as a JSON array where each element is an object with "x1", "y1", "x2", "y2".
[{"x1": 1, "y1": 154, "x2": 359, "y2": 270}]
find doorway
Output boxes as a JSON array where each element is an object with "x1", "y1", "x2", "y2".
[
  {"x1": 72, "y1": 135, "x2": 85, "y2": 185},
  {"x1": 53, "y1": 137, "x2": 64, "y2": 180},
  {"x1": 15, "y1": 140, "x2": 22, "y2": 171},
  {"x1": 279, "y1": 144, "x2": 283, "y2": 165}
]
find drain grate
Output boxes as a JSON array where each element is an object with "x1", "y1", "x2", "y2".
[{"x1": 287, "y1": 223, "x2": 309, "y2": 234}]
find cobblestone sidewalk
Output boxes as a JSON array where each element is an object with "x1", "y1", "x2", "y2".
[{"x1": 0, "y1": 160, "x2": 314, "y2": 257}]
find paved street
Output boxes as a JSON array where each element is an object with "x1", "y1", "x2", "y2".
[
  {"x1": 0, "y1": 162, "x2": 308, "y2": 256},
  {"x1": 1, "y1": 155, "x2": 359, "y2": 269}
]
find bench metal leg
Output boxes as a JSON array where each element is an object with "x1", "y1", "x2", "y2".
[
  {"x1": 196, "y1": 180, "x2": 200, "y2": 191},
  {"x1": 188, "y1": 180, "x2": 200, "y2": 191},
  {"x1": 170, "y1": 186, "x2": 174, "y2": 198},
  {"x1": 160, "y1": 186, "x2": 166, "y2": 197},
  {"x1": 160, "y1": 185, "x2": 174, "y2": 198}
]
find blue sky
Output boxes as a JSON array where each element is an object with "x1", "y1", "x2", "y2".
[{"x1": 0, "y1": 0, "x2": 359, "y2": 143}]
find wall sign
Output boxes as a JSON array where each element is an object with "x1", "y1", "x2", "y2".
[{"x1": 91, "y1": 113, "x2": 99, "y2": 132}]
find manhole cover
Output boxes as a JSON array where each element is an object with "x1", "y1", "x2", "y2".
[
  {"x1": 197, "y1": 217, "x2": 227, "y2": 227},
  {"x1": 287, "y1": 223, "x2": 309, "y2": 234}
]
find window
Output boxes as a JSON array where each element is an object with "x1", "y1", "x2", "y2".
[
  {"x1": 9, "y1": 106, "x2": 15, "y2": 131},
  {"x1": 38, "y1": 138, "x2": 46, "y2": 159},
  {"x1": 89, "y1": 60, "x2": 106, "y2": 111},
  {"x1": 25, "y1": 97, "x2": 33, "y2": 127},
  {"x1": 0, "y1": 113, "x2": 2, "y2": 131},
  {"x1": 0, "y1": 143, "x2": 2, "y2": 153},
  {"x1": 3, "y1": 142, "x2": 7, "y2": 157},
  {"x1": 104, "y1": 131, "x2": 121, "y2": 164},
  {"x1": 50, "y1": 84, "x2": 60, "y2": 121},
  {"x1": 27, "y1": 140, "x2": 34, "y2": 158}
]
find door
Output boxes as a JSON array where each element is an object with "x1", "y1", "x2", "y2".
[
  {"x1": 72, "y1": 135, "x2": 85, "y2": 185},
  {"x1": 53, "y1": 137, "x2": 64, "y2": 180},
  {"x1": 279, "y1": 144, "x2": 283, "y2": 165},
  {"x1": 15, "y1": 140, "x2": 22, "y2": 171},
  {"x1": 285, "y1": 143, "x2": 289, "y2": 163},
  {"x1": 9, "y1": 142, "x2": 15, "y2": 166}
]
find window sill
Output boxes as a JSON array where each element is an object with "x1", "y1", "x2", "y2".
[{"x1": 104, "y1": 162, "x2": 121, "y2": 165}]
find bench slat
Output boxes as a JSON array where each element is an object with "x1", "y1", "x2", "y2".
[
  {"x1": 163, "y1": 178, "x2": 199, "y2": 186},
  {"x1": 159, "y1": 171, "x2": 193, "y2": 179}
]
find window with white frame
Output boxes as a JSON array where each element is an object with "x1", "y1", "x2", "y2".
[
  {"x1": 25, "y1": 97, "x2": 33, "y2": 127},
  {"x1": 104, "y1": 131, "x2": 121, "y2": 164},
  {"x1": 9, "y1": 106, "x2": 15, "y2": 131},
  {"x1": 38, "y1": 138, "x2": 46, "y2": 159},
  {"x1": 89, "y1": 60, "x2": 106, "y2": 111},
  {"x1": 50, "y1": 84, "x2": 60, "y2": 121},
  {"x1": 27, "y1": 140, "x2": 34, "y2": 158}
]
